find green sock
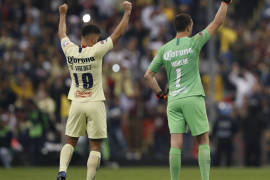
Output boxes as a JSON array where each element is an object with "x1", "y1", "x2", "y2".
[
  {"x1": 198, "y1": 144, "x2": 211, "y2": 180},
  {"x1": 169, "y1": 148, "x2": 181, "y2": 180},
  {"x1": 102, "y1": 139, "x2": 110, "y2": 161}
]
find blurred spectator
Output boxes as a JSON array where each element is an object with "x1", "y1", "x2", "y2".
[
  {"x1": 107, "y1": 97, "x2": 127, "y2": 158},
  {"x1": 0, "y1": 78, "x2": 16, "y2": 109},
  {"x1": 218, "y1": 20, "x2": 237, "y2": 55},
  {"x1": 153, "y1": 104, "x2": 169, "y2": 160},
  {"x1": 0, "y1": 113, "x2": 13, "y2": 168},
  {"x1": 240, "y1": 83, "x2": 267, "y2": 166},
  {"x1": 10, "y1": 73, "x2": 33, "y2": 101},
  {"x1": 212, "y1": 102, "x2": 238, "y2": 166},
  {"x1": 34, "y1": 83, "x2": 56, "y2": 121},
  {"x1": 141, "y1": 5, "x2": 168, "y2": 39},
  {"x1": 23, "y1": 99, "x2": 49, "y2": 165},
  {"x1": 194, "y1": 0, "x2": 208, "y2": 32},
  {"x1": 229, "y1": 63, "x2": 256, "y2": 108}
]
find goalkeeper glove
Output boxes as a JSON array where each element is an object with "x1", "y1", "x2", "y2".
[
  {"x1": 155, "y1": 90, "x2": 168, "y2": 101},
  {"x1": 222, "y1": 0, "x2": 232, "y2": 4}
]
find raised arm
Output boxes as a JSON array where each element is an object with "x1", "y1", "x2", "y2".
[
  {"x1": 110, "y1": 1, "x2": 132, "y2": 44},
  {"x1": 58, "y1": 4, "x2": 68, "y2": 40},
  {"x1": 206, "y1": 0, "x2": 231, "y2": 37}
]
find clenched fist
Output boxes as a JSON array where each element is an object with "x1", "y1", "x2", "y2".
[
  {"x1": 59, "y1": 4, "x2": 68, "y2": 15},
  {"x1": 123, "y1": 1, "x2": 132, "y2": 15}
]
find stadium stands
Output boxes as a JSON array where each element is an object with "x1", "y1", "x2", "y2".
[{"x1": 0, "y1": 0, "x2": 269, "y2": 167}]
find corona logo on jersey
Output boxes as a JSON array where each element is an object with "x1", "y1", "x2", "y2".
[
  {"x1": 163, "y1": 48, "x2": 193, "y2": 61},
  {"x1": 67, "y1": 56, "x2": 96, "y2": 65},
  {"x1": 75, "y1": 90, "x2": 93, "y2": 98}
]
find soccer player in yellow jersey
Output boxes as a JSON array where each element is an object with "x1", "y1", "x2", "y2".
[{"x1": 56, "y1": 2, "x2": 132, "y2": 180}]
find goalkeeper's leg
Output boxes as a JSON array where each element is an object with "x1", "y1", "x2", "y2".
[
  {"x1": 170, "y1": 134, "x2": 183, "y2": 180},
  {"x1": 87, "y1": 139, "x2": 102, "y2": 180},
  {"x1": 196, "y1": 132, "x2": 211, "y2": 180}
]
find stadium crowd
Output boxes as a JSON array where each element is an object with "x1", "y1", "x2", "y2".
[{"x1": 0, "y1": 0, "x2": 270, "y2": 167}]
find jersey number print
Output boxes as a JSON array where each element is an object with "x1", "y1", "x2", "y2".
[
  {"x1": 73, "y1": 73, "x2": 93, "y2": 89},
  {"x1": 176, "y1": 68, "x2": 182, "y2": 88}
]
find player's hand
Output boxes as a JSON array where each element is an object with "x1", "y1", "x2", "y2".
[
  {"x1": 155, "y1": 90, "x2": 168, "y2": 101},
  {"x1": 222, "y1": 0, "x2": 232, "y2": 4},
  {"x1": 59, "y1": 3, "x2": 68, "y2": 15},
  {"x1": 123, "y1": 1, "x2": 132, "y2": 15}
]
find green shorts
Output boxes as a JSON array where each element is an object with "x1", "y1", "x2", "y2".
[{"x1": 167, "y1": 95, "x2": 209, "y2": 136}]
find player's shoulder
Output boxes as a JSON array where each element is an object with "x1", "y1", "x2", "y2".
[
  {"x1": 165, "y1": 38, "x2": 176, "y2": 46},
  {"x1": 61, "y1": 37, "x2": 77, "y2": 48},
  {"x1": 191, "y1": 32, "x2": 201, "y2": 40},
  {"x1": 191, "y1": 29, "x2": 209, "y2": 39},
  {"x1": 94, "y1": 37, "x2": 112, "y2": 46},
  {"x1": 160, "y1": 38, "x2": 176, "y2": 51}
]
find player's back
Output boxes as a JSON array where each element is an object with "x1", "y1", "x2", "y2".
[
  {"x1": 150, "y1": 29, "x2": 210, "y2": 102},
  {"x1": 61, "y1": 37, "x2": 113, "y2": 102}
]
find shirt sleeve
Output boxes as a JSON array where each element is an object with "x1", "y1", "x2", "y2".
[
  {"x1": 93, "y1": 37, "x2": 114, "y2": 58},
  {"x1": 192, "y1": 29, "x2": 210, "y2": 50},
  {"x1": 148, "y1": 49, "x2": 164, "y2": 73},
  {"x1": 60, "y1": 37, "x2": 76, "y2": 55}
]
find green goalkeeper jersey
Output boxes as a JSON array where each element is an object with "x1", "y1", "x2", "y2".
[{"x1": 148, "y1": 29, "x2": 210, "y2": 102}]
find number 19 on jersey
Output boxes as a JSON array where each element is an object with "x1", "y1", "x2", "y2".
[{"x1": 73, "y1": 73, "x2": 93, "y2": 89}]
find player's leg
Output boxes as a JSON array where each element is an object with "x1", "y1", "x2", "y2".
[
  {"x1": 86, "y1": 101, "x2": 107, "y2": 180},
  {"x1": 182, "y1": 96, "x2": 210, "y2": 180},
  {"x1": 170, "y1": 133, "x2": 183, "y2": 180},
  {"x1": 59, "y1": 136, "x2": 78, "y2": 172},
  {"x1": 57, "y1": 101, "x2": 86, "y2": 180},
  {"x1": 87, "y1": 139, "x2": 102, "y2": 180},
  {"x1": 196, "y1": 132, "x2": 210, "y2": 180},
  {"x1": 167, "y1": 100, "x2": 186, "y2": 180},
  {"x1": 57, "y1": 136, "x2": 79, "y2": 180}
]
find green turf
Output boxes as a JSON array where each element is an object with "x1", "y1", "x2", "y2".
[{"x1": 0, "y1": 167, "x2": 269, "y2": 180}]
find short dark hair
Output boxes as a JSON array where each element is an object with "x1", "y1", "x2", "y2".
[
  {"x1": 174, "y1": 13, "x2": 192, "y2": 32},
  {"x1": 81, "y1": 24, "x2": 101, "y2": 37}
]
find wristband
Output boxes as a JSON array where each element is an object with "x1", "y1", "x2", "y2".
[{"x1": 155, "y1": 91, "x2": 168, "y2": 101}]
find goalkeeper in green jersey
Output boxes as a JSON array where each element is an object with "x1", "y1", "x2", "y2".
[{"x1": 144, "y1": 0, "x2": 232, "y2": 180}]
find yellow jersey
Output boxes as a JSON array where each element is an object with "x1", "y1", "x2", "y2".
[{"x1": 61, "y1": 37, "x2": 113, "y2": 102}]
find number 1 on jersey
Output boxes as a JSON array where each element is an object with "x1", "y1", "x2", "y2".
[
  {"x1": 73, "y1": 73, "x2": 93, "y2": 89},
  {"x1": 176, "y1": 68, "x2": 181, "y2": 88}
]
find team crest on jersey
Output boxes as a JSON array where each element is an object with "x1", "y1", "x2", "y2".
[
  {"x1": 63, "y1": 39, "x2": 70, "y2": 47},
  {"x1": 100, "y1": 38, "x2": 108, "y2": 45}
]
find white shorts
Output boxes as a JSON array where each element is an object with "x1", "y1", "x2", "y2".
[{"x1": 65, "y1": 101, "x2": 107, "y2": 139}]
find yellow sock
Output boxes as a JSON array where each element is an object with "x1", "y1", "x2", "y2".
[
  {"x1": 87, "y1": 151, "x2": 101, "y2": 180},
  {"x1": 59, "y1": 144, "x2": 74, "y2": 172}
]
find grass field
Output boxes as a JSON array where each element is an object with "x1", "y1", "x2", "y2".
[{"x1": 0, "y1": 167, "x2": 270, "y2": 180}]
